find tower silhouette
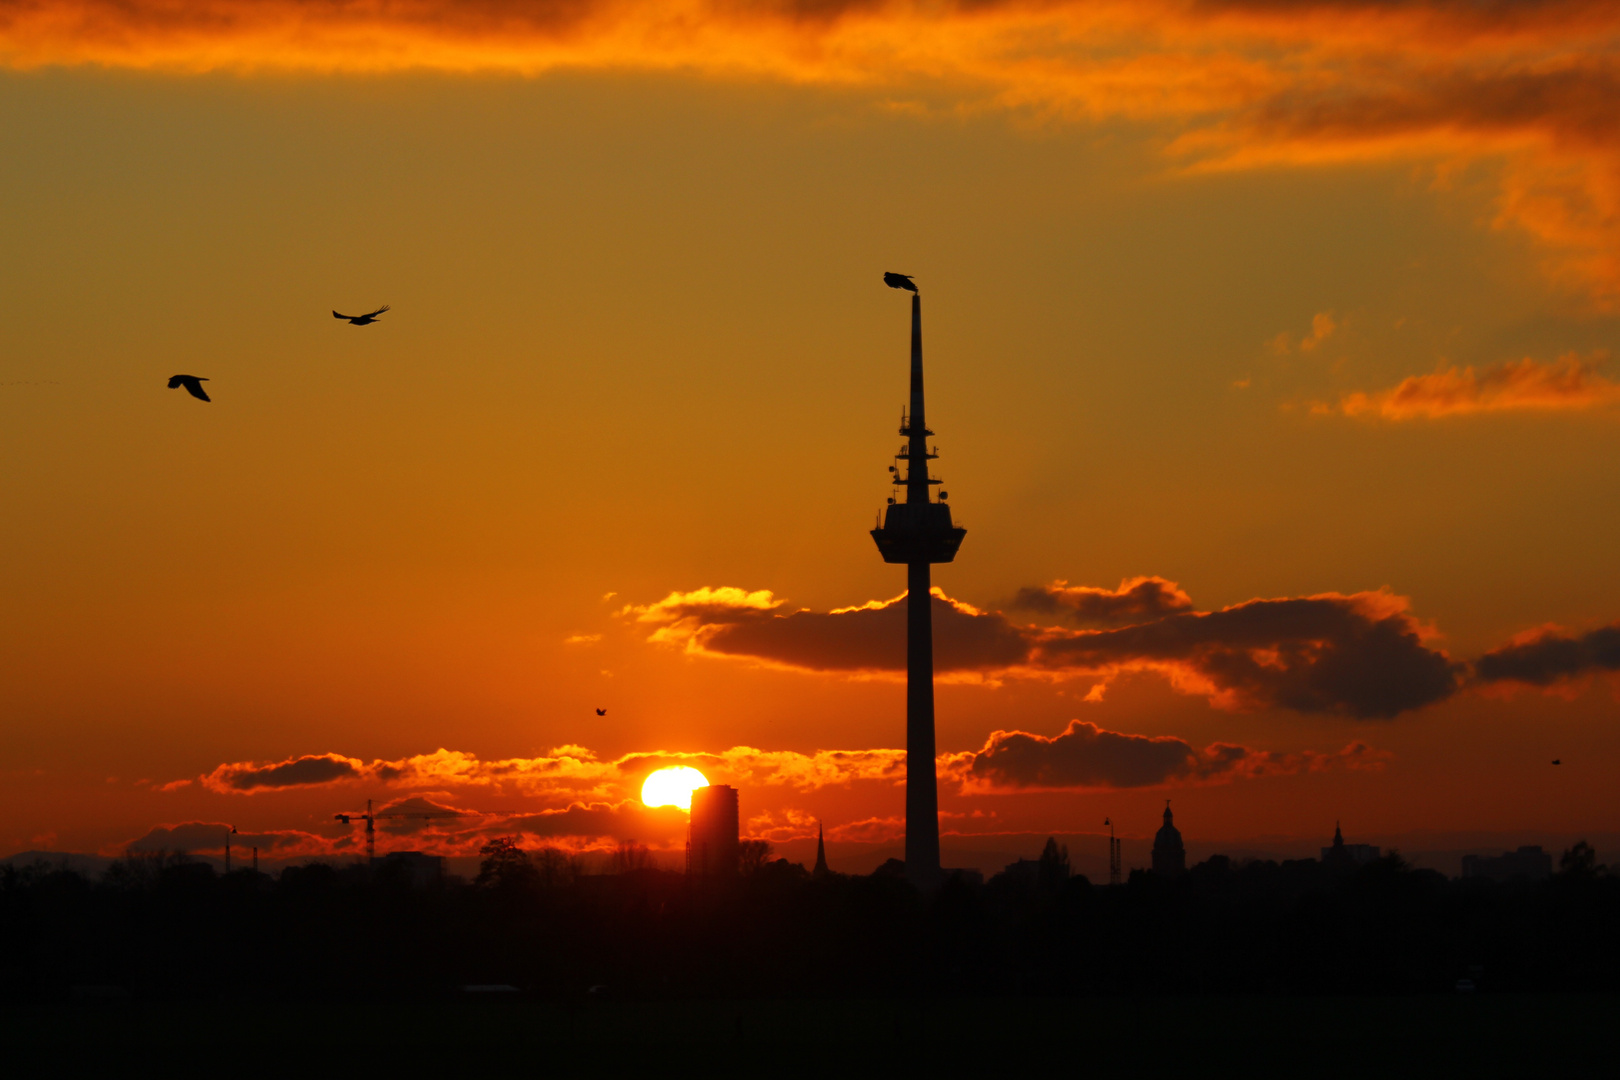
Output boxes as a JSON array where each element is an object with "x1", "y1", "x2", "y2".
[{"x1": 871, "y1": 284, "x2": 966, "y2": 888}]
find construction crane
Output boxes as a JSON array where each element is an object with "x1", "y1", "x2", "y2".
[
  {"x1": 335, "y1": 798, "x2": 464, "y2": 864},
  {"x1": 1105, "y1": 817, "x2": 1122, "y2": 886}
]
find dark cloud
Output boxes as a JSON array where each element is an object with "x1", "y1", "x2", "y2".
[
  {"x1": 125, "y1": 802, "x2": 688, "y2": 860},
  {"x1": 946, "y1": 720, "x2": 1392, "y2": 791},
  {"x1": 1475, "y1": 622, "x2": 1620, "y2": 686},
  {"x1": 632, "y1": 587, "x2": 1031, "y2": 673},
  {"x1": 125, "y1": 822, "x2": 318, "y2": 854},
  {"x1": 202, "y1": 753, "x2": 364, "y2": 793},
  {"x1": 1011, "y1": 576, "x2": 1194, "y2": 625},
  {"x1": 701, "y1": 593, "x2": 1032, "y2": 673},
  {"x1": 1036, "y1": 593, "x2": 1461, "y2": 719},
  {"x1": 956, "y1": 721, "x2": 1209, "y2": 789},
  {"x1": 636, "y1": 585, "x2": 1459, "y2": 718}
]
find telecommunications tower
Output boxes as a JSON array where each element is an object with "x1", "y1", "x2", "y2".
[{"x1": 871, "y1": 273, "x2": 965, "y2": 887}]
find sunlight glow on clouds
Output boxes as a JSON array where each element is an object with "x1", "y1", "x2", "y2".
[
  {"x1": 158, "y1": 723, "x2": 1387, "y2": 856},
  {"x1": 1327, "y1": 354, "x2": 1620, "y2": 420},
  {"x1": 3, "y1": 1, "x2": 1619, "y2": 302}
]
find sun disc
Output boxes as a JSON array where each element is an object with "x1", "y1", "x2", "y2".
[{"x1": 641, "y1": 766, "x2": 709, "y2": 811}]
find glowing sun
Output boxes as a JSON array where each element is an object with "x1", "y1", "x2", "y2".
[{"x1": 641, "y1": 766, "x2": 709, "y2": 811}]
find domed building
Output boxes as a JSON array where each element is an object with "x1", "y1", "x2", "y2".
[{"x1": 1151, "y1": 801, "x2": 1186, "y2": 876}]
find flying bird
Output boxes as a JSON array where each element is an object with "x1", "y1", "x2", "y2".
[
  {"x1": 1553, "y1": 759, "x2": 1561, "y2": 765},
  {"x1": 596, "y1": 708, "x2": 607, "y2": 716},
  {"x1": 333, "y1": 305, "x2": 390, "y2": 325},
  {"x1": 883, "y1": 272, "x2": 917, "y2": 293},
  {"x1": 167, "y1": 375, "x2": 211, "y2": 402}
]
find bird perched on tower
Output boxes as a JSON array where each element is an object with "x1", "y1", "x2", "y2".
[
  {"x1": 333, "y1": 305, "x2": 390, "y2": 325},
  {"x1": 167, "y1": 375, "x2": 211, "y2": 402},
  {"x1": 882, "y1": 272, "x2": 917, "y2": 293}
]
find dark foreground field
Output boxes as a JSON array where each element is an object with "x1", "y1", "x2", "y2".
[{"x1": 3, "y1": 994, "x2": 1613, "y2": 1075}]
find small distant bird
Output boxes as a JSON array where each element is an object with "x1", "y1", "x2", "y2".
[
  {"x1": 883, "y1": 272, "x2": 917, "y2": 293},
  {"x1": 167, "y1": 375, "x2": 211, "y2": 402},
  {"x1": 1552, "y1": 759, "x2": 1561, "y2": 765},
  {"x1": 333, "y1": 305, "x2": 390, "y2": 325},
  {"x1": 596, "y1": 708, "x2": 606, "y2": 716}
]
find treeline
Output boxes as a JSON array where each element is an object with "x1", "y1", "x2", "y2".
[{"x1": 2, "y1": 838, "x2": 1618, "y2": 999}]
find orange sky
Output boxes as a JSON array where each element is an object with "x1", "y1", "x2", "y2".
[{"x1": 2, "y1": 0, "x2": 1619, "y2": 876}]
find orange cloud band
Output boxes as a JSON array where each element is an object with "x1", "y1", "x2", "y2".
[
  {"x1": 182, "y1": 723, "x2": 1384, "y2": 807},
  {"x1": 194, "y1": 743, "x2": 909, "y2": 798},
  {"x1": 4, "y1": 1, "x2": 1620, "y2": 300},
  {"x1": 1330, "y1": 353, "x2": 1620, "y2": 420},
  {"x1": 156, "y1": 725, "x2": 1389, "y2": 854}
]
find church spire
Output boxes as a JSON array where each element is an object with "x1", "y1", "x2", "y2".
[{"x1": 813, "y1": 820, "x2": 830, "y2": 877}]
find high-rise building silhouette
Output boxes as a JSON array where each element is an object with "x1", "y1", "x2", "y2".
[
  {"x1": 813, "y1": 821, "x2": 830, "y2": 878},
  {"x1": 687, "y1": 785, "x2": 740, "y2": 877},
  {"x1": 871, "y1": 285, "x2": 965, "y2": 888}
]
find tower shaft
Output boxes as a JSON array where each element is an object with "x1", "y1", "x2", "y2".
[
  {"x1": 872, "y1": 289, "x2": 963, "y2": 889},
  {"x1": 906, "y1": 558, "x2": 940, "y2": 879}
]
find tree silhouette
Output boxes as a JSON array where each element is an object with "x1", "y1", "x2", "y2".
[
  {"x1": 1560, "y1": 840, "x2": 1598, "y2": 878},
  {"x1": 739, "y1": 839, "x2": 774, "y2": 876},
  {"x1": 476, "y1": 836, "x2": 535, "y2": 889},
  {"x1": 534, "y1": 847, "x2": 580, "y2": 888},
  {"x1": 611, "y1": 839, "x2": 652, "y2": 874}
]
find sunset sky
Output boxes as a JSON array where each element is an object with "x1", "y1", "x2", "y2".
[{"x1": 3, "y1": 0, "x2": 1619, "y2": 877}]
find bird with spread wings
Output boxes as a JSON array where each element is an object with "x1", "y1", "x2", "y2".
[
  {"x1": 167, "y1": 375, "x2": 211, "y2": 402},
  {"x1": 333, "y1": 305, "x2": 390, "y2": 325}
]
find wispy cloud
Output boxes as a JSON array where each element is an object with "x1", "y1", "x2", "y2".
[
  {"x1": 5, "y1": 2, "x2": 1619, "y2": 301},
  {"x1": 1300, "y1": 312, "x2": 1338, "y2": 352},
  {"x1": 1327, "y1": 354, "x2": 1620, "y2": 420}
]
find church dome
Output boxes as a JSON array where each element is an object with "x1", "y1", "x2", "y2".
[
  {"x1": 1155, "y1": 806, "x2": 1182, "y2": 847},
  {"x1": 1151, "y1": 804, "x2": 1186, "y2": 876}
]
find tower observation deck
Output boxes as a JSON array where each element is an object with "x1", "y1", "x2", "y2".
[{"x1": 870, "y1": 275, "x2": 965, "y2": 888}]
